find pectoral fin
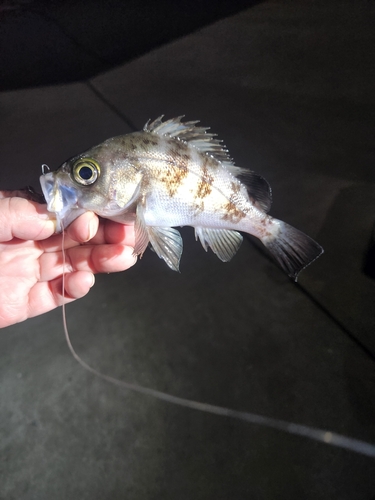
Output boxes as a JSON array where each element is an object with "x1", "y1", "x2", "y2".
[
  {"x1": 134, "y1": 205, "x2": 150, "y2": 257},
  {"x1": 148, "y1": 226, "x2": 183, "y2": 271},
  {"x1": 134, "y1": 205, "x2": 183, "y2": 270},
  {"x1": 195, "y1": 227, "x2": 243, "y2": 262}
]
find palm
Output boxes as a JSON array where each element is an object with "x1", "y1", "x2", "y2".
[{"x1": 0, "y1": 197, "x2": 136, "y2": 328}]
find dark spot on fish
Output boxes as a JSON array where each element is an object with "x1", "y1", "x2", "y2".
[
  {"x1": 193, "y1": 200, "x2": 205, "y2": 215},
  {"x1": 168, "y1": 144, "x2": 190, "y2": 167},
  {"x1": 222, "y1": 183, "x2": 248, "y2": 223},
  {"x1": 209, "y1": 159, "x2": 221, "y2": 170},
  {"x1": 222, "y1": 201, "x2": 247, "y2": 223},
  {"x1": 173, "y1": 151, "x2": 189, "y2": 168},
  {"x1": 154, "y1": 142, "x2": 190, "y2": 197},
  {"x1": 140, "y1": 172, "x2": 151, "y2": 191},
  {"x1": 257, "y1": 216, "x2": 274, "y2": 238},
  {"x1": 141, "y1": 136, "x2": 159, "y2": 147},
  {"x1": 160, "y1": 162, "x2": 188, "y2": 197},
  {"x1": 195, "y1": 160, "x2": 214, "y2": 200},
  {"x1": 230, "y1": 181, "x2": 241, "y2": 194}
]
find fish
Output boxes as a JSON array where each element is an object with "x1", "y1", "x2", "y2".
[{"x1": 40, "y1": 116, "x2": 323, "y2": 279}]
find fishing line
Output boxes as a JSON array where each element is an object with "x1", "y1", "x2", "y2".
[{"x1": 60, "y1": 226, "x2": 375, "y2": 459}]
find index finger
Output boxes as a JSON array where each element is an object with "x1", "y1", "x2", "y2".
[{"x1": 65, "y1": 213, "x2": 135, "y2": 247}]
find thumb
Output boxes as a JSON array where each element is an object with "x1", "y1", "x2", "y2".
[{"x1": 0, "y1": 196, "x2": 56, "y2": 242}]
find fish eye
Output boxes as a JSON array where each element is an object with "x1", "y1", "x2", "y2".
[{"x1": 72, "y1": 159, "x2": 100, "y2": 185}]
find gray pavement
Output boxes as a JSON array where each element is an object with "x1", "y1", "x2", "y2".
[{"x1": 1, "y1": 1, "x2": 375, "y2": 499}]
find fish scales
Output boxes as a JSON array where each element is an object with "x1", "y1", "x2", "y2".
[
  {"x1": 129, "y1": 135, "x2": 253, "y2": 229},
  {"x1": 40, "y1": 116, "x2": 323, "y2": 279}
]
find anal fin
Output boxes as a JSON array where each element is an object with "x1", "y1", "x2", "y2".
[{"x1": 195, "y1": 227, "x2": 243, "y2": 262}]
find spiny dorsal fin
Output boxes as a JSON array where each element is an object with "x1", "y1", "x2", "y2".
[
  {"x1": 144, "y1": 115, "x2": 234, "y2": 168},
  {"x1": 226, "y1": 165, "x2": 272, "y2": 213}
]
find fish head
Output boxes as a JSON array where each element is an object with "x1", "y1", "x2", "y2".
[
  {"x1": 40, "y1": 159, "x2": 93, "y2": 232},
  {"x1": 40, "y1": 140, "x2": 143, "y2": 232}
]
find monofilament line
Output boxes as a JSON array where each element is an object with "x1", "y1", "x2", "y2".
[{"x1": 60, "y1": 227, "x2": 375, "y2": 459}]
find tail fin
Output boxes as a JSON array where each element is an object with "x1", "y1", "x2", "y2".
[{"x1": 261, "y1": 220, "x2": 323, "y2": 281}]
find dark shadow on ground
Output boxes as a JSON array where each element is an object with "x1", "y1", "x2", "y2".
[{"x1": 303, "y1": 183, "x2": 375, "y2": 355}]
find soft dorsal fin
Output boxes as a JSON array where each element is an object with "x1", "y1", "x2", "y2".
[
  {"x1": 226, "y1": 165, "x2": 272, "y2": 213},
  {"x1": 144, "y1": 115, "x2": 234, "y2": 168}
]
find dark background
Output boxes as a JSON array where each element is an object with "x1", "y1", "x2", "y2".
[
  {"x1": 0, "y1": 0, "x2": 262, "y2": 91},
  {"x1": 1, "y1": 1, "x2": 375, "y2": 499}
]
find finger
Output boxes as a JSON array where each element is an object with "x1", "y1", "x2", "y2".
[
  {"x1": 39, "y1": 244, "x2": 137, "y2": 280},
  {"x1": 38, "y1": 232, "x2": 81, "y2": 253},
  {"x1": 90, "y1": 219, "x2": 135, "y2": 246},
  {"x1": 64, "y1": 212, "x2": 134, "y2": 245},
  {"x1": 69, "y1": 244, "x2": 138, "y2": 273},
  {"x1": 0, "y1": 197, "x2": 55, "y2": 242},
  {"x1": 39, "y1": 212, "x2": 99, "y2": 252},
  {"x1": 28, "y1": 271, "x2": 95, "y2": 318},
  {"x1": 59, "y1": 271, "x2": 95, "y2": 300},
  {"x1": 40, "y1": 217, "x2": 135, "y2": 253},
  {"x1": 66, "y1": 211, "x2": 99, "y2": 243}
]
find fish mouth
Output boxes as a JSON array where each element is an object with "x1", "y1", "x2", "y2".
[{"x1": 40, "y1": 172, "x2": 85, "y2": 232}]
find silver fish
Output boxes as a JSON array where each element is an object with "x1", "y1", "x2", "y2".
[{"x1": 40, "y1": 116, "x2": 323, "y2": 279}]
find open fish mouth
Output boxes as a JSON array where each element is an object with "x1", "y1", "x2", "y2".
[{"x1": 40, "y1": 172, "x2": 85, "y2": 232}]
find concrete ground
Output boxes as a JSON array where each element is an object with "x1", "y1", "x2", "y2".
[{"x1": 1, "y1": 1, "x2": 375, "y2": 499}]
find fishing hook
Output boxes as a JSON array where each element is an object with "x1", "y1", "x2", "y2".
[{"x1": 41, "y1": 164, "x2": 50, "y2": 175}]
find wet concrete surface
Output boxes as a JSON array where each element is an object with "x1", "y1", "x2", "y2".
[{"x1": 1, "y1": 1, "x2": 375, "y2": 498}]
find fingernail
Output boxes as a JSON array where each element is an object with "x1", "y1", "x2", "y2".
[
  {"x1": 88, "y1": 216, "x2": 97, "y2": 240},
  {"x1": 44, "y1": 219, "x2": 57, "y2": 233},
  {"x1": 90, "y1": 273, "x2": 95, "y2": 288}
]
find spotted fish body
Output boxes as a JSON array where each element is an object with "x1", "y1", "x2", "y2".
[{"x1": 40, "y1": 116, "x2": 323, "y2": 279}]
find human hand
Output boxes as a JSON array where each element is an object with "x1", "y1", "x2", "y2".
[{"x1": 0, "y1": 194, "x2": 136, "y2": 328}]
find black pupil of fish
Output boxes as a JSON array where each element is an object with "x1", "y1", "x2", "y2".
[{"x1": 79, "y1": 166, "x2": 94, "y2": 180}]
